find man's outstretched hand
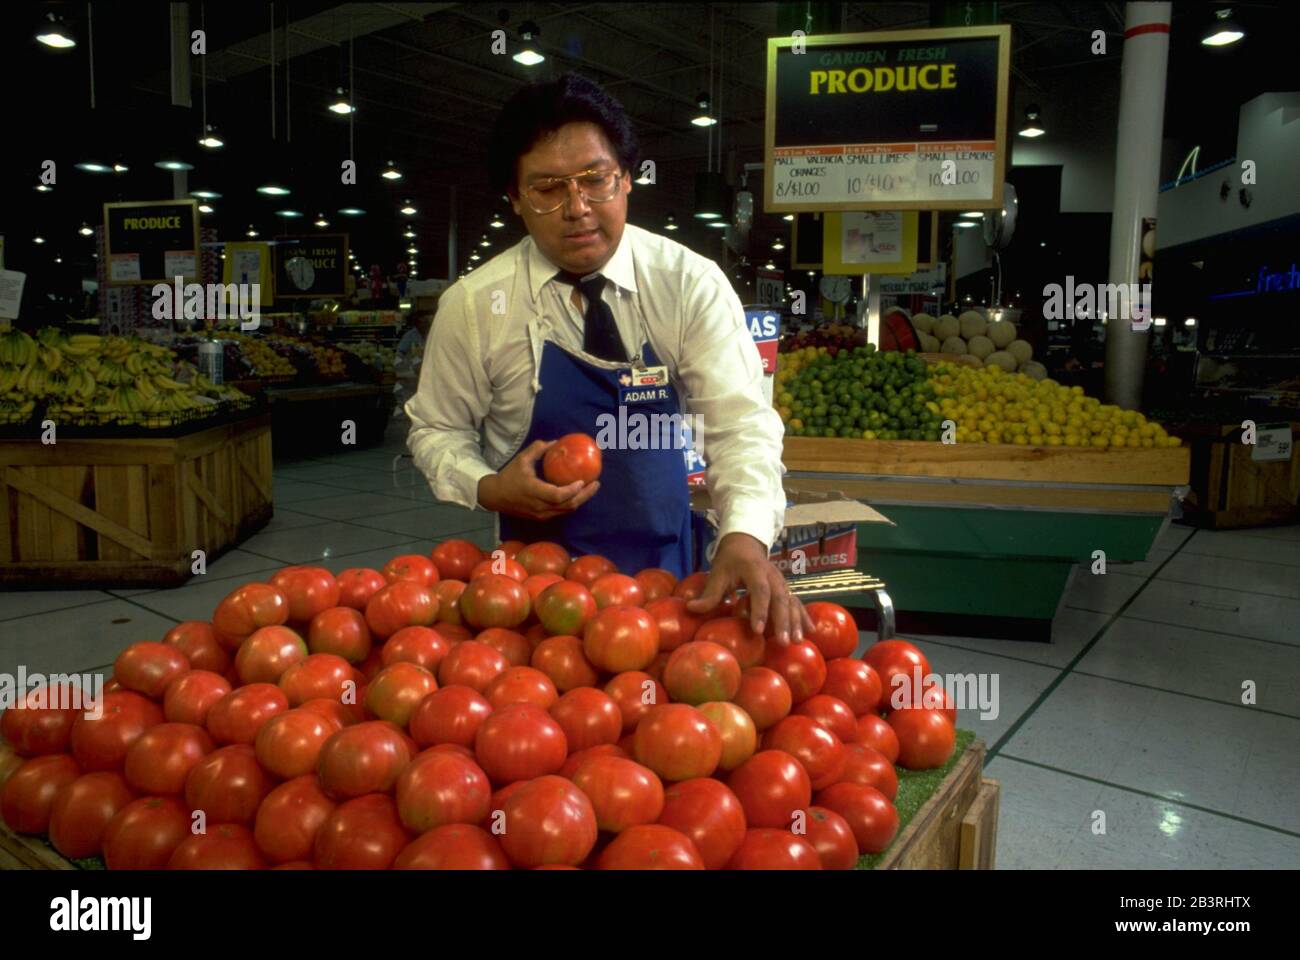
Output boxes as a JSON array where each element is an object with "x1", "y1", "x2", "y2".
[
  {"x1": 686, "y1": 532, "x2": 815, "y2": 645},
  {"x1": 477, "y1": 439, "x2": 600, "y2": 521}
]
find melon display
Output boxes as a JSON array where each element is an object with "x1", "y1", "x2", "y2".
[
  {"x1": 984, "y1": 350, "x2": 1017, "y2": 372},
  {"x1": 966, "y1": 335, "x2": 995, "y2": 361},
  {"x1": 934, "y1": 314, "x2": 960, "y2": 342},
  {"x1": 958, "y1": 311, "x2": 987, "y2": 341},
  {"x1": 1007, "y1": 339, "x2": 1033, "y2": 366},
  {"x1": 1021, "y1": 360, "x2": 1048, "y2": 381},
  {"x1": 940, "y1": 336, "x2": 968, "y2": 355},
  {"x1": 911, "y1": 312, "x2": 934, "y2": 336},
  {"x1": 988, "y1": 319, "x2": 1016, "y2": 348},
  {"x1": 919, "y1": 333, "x2": 941, "y2": 353}
]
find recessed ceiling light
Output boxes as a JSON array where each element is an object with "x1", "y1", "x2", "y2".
[
  {"x1": 76, "y1": 162, "x2": 112, "y2": 173},
  {"x1": 337, "y1": 208, "x2": 366, "y2": 216},
  {"x1": 190, "y1": 190, "x2": 222, "y2": 199},
  {"x1": 156, "y1": 159, "x2": 194, "y2": 171},
  {"x1": 257, "y1": 183, "x2": 291, "y2": 196},
  {"x1": 276, "y1": 209, "x2": 303, "y2": 218},
  {"x1": 33, "y1": 236, "x2": 46, "y2": 244}
]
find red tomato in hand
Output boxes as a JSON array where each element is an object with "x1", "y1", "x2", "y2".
[
  {"x1": 163, "y1": 671, "x2": 231, "y2": 727},
  {"x1": 531, "y1": 635, "x2": 599, "y2": 692},
  {"x1": 603, "y1": 671, "x2": 666, "y2": 734},
  {"x1": 395, "y1": 749, "x2": 492, "y2": 832},
  {"x1": 437, "y1": 641, "x2": 509, "y2": 693},
  {"x1": 124, "y1": 722, "x2": 214, "y2": 795},
  {"x1": 548, "y1": 688, "x2": 622, "y2": 752},
  {"x1": 269, "y1": 566, "x2": 341, "y2": 622},
  {"x1": 887, "y1": 708, "x2": 956, "y2": 770},
  {"x1": 365, "y1": 581, "x2": 439, "y2": 639},
  {"x1": 763, "y1": 715, "x2": 846, "y2": 791},
  {"x1": 474, "y1": 704, "x2": 567, "y2": 784},
  {"x1": 697, "y1": 701, "x2": 758, "y2": 771},
  {"x1": 854, "y1": 713, "x2": 900, "y2": 764},
  {"x1": 394, "y1": 822, "x2": 509, "y2": 870},
  {"x1": 48, "y1": 771, "x2": 136, "y2": 859},
  {"x1": 695, "y1": 617, "x2": 766, "y2": 668},
  {"x1": 794, "y1": 694, "x2": 858, "y2": 743},
  {"x1": 335, "y1": 568, "x2": 387, "y2": 611},
  {"x1": 658, "y1": 778, "x2": 747, "y2": 870},
  {"x1": 253, "y1": 774, "x2": 336, "y2": 864},
  {"x1": 584, "y1": 605, "x2": 659, "y2": 673},
  {"x1": 484, "y1": 666, "x2": 557, "y2": 711},
  {"x1": 804, "y1": 602, "x2": 860, "y2": 660},
  {"x1": 643, "y1": 596, "x2": 703, "y2": 653},
  {"x1": 727, "y1": 749, "x2": 811, "y2": 829},
  {"x1": 726, "y1": 828, "x2": 821, "y2": 870},
  {"x1": 663, "y1": 641, "x2": 742, "y2": 704},
  {"x1": 307, "y1": 606, "x2": 372, "y2": 663},
  {"x1": 459, "y1": 574, "x2": 530, "y2": 629},
  {"x1": 598, "y1": 823, "x2": 703, "y2": 869},
  {"x1": 814, "y1": 782, "x2": 899, "y2": 854},
  {"x1": 564, "y1": 554, "x2": 616, "y2": 588},
  {"x1": 255, "y1": 708, "x2": 341, "y2": 779},
  {"x1": 1, "y1": 754, "x2": 82, "y2": 834},
  {"x1": 184, "y1": 744, "x2": 276, "y2": 825},
  {"x1": 535, "y1": 580, "x2": 597, "y2": 636},
  {"x1": 470, "y1": 555, "x2": 529, "y2": 583},
  {"x1": 381, "y1": 553, "x2": 440, "y2": 588},
  {"x1": 163, "y1": 621, "x2": 229, "y2": 674},
  {"x1": 634, "y1": 568, "x2": 678, "y2": 603},
  {"x1": 839, "y1": 742, "x2": 898, "y2": 799},
  {"x1": 803, "y1": 805, "x2": 859, "y2": 869},
  {"x1": 1, "y1": 688, "x2": 77, "y2": 757},
  {"x1": 313, "y1": 794, "x2": 410, "y2": 870},
  {"x1": 733, "y1": 667, "x2": 793, "y2": 731},
  {"x1": 205, "y1": 683, "x2": 289, "y2": 745},
  {"x1": 572, "y1": 756, "x2": 665, "y2": 833},
  {"x1": 365, "y1": 662, "x2": 438, "y2": 727},
  {"x1": 542, "y1": 433, "x2": 602, "y2": 486},
  {"x1": 409, "y1": 685, "x2": 493, "y2": 749},
  {"x1": 114, "y1": 642, "x2": 191, "y2": 700},
  {"x1": 633, "y1": 704, "x2": 721, "y2": 782},
  {"x1": 430, "y1": 540, "x2": 486, "y2": 581},
  {"x1": 590, "y1": 573, "x2": 645, "y2": 609},
  {"x1": 763, "y1": 640, "x2": 827, "y2": 704},
  {"x1": 316, "y1": 721, "x2": 415, "y2": 798},
  {"x1": 168, "y1": 823, "x2": 266, "y2": 870},
  {"x1": 515, "y1": 541, "x2": 571, "y2": 577},
  {"x1": 70, "y1": 691, "x2": 163, "y2": 772},
  {"x1": 236, "y1": 625, "x2": 309, "y2": 685},
  {"x1": 213, "y1": 582, "x2": 289, "y2": 638},
  {"x1": 102, "y1": 796, "x2": 190, "y2": 869},
  {"x1": 822, "y1": 658, "x2": 883, "y2": 716},
  {"x1": 498, "y1": 775, "x2": 598, "y2": 868}
]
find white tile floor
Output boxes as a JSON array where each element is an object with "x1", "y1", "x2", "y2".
[{"x1": 1, "y1": 419, "x2": 1297, "y2": 869}]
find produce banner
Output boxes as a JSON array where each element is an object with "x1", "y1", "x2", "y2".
[
  {"x1": 765, "y1": 26, "x2": 1010, "y2": 211},
  {"x1": 103, "y1": 199, "x2": 201, "y2": 286},
  {"x1": 273, "y1": 234, "x2": 349, "y2": 298}
]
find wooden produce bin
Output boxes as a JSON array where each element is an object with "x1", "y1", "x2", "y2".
[
  {"x1": 783, "y1": 437, "x2": 1191, "y2": 639},
  {"x1": 1179, "y1": 420, "x2": 1300, "y2": 529},
  {"x1": 0, "y1": 414, "x2": 273, "y2": 588}
]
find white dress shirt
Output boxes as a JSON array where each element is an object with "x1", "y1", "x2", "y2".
[{"x1": 405, "y1": 222, "x2": 787, "y2": 549}]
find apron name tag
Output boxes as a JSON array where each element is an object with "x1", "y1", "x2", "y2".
[{"x1": 618, "y1": 364, "x2": 670, "y2": 404}]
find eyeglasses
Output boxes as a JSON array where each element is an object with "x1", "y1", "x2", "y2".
[{"x1": 523, "y1": 168, "x2": 623, "y2": 214}]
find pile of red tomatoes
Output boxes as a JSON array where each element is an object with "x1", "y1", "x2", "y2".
[{"x1": 0, "y1": 539, "x2": 956, "y2": 870}]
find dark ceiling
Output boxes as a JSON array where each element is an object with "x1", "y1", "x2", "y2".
[{"x1": 2, "y1": 1, "x2": 1296, "y2": 291}]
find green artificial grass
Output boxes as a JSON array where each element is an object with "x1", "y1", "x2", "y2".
[{"x1": 855, "y1": 729, "x2": 976, "y2": 870}]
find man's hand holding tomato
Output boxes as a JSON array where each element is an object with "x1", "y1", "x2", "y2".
[
  {"x1": 687, "y1": 533, "x2": 814, "y2": 646},
  {"x1": 477, "y1": 438, "x2": 602, "y2": 522}
]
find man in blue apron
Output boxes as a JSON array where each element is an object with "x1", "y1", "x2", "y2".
[{"x1": 407, "y1": 74, "x2": 811, "y2": 644}]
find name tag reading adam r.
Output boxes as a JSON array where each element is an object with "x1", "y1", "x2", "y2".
[{"x1": 618, "y1": 365, "x2": 671, "y2": 404}]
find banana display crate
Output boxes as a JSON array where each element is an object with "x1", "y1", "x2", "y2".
[{"x1": 0, "y1": 413, "x2": 273, "y2": 588}]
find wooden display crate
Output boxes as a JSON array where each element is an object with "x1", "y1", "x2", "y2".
[
  {"x1": 1180, "y1": 421, "x2": 1300, "y2": 529},
  {"x1": 0, "y1": 414, "x2": 273, "y2": 587}
]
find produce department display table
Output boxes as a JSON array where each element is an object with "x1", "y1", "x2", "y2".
[
  {"x1": 783, "y1": 437, "x2": 1191, "y2": 639},
  {"x1": 262, "y1": 382, "x2": 393, "y2": 454},
  {"x1": 0, "y1": 414, "x2": 272, "y2": 588}
]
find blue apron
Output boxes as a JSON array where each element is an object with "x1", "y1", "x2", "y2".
[{"x1": 498, "y1": 331, "x2": 693, "y2": 578}]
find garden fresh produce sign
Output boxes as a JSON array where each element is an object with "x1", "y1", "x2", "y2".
[
  {"x1": 273, "y1": 234, "x2": 349, "y2": 298},
  {"x1": 765, "y1": 26, "x2": 1010, "y2": 211}
]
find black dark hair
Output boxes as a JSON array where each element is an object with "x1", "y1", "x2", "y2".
[{"x1": 487, "y1": 73, "x2": 639, "y2": 196}]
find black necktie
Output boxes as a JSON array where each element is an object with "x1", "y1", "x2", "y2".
[{"x1": 555, "y1": 271, "x2": 628, "y2": 362}]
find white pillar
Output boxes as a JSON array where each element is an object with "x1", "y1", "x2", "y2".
[{"x1": 1103, "y1": 2, "x2": 1171, "y2": 409}]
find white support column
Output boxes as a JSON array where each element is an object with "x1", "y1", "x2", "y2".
[{"x1": 1103, "y1": 2, "x2": 1171, "y2": 409}]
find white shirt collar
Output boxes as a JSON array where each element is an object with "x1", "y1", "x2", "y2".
[{"x1": 526, "y1": 225, "x2": 639, "y2": 303}]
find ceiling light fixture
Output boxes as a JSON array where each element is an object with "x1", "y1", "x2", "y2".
[
  {"x1": 400, "y1": 201, "x2": 417, "y2": 216},
  {"x1": 198, "y1": 125, "x2": 224, "y2": 149},
  {"x1": 1202, "y1": 8, "x2": 1244, "y2": 46},
  {"x1": 190, "y1": 190, "x2": 221, "y2": 199},
  {"x1": 328, "y1": 88, "x2": 355, "y2": 114},
  {"x1": 78, "y1": 223, "x2": 93, "y2": 236},
  {"x1": 1019, "y1": 105, "x2": 1046, "y2": 138},
  {"x1": 490, "y1": 212, "x2": 505, "y2": 228},
  {"x1": 246, "y1": 225, "x2": 259, "y2": 238},
  {"x1": 315, "y1": 214, "x2": 329, "y2": 227},
  {"x1": 36, "y1": 13, "x2": 76, "y2": 48},
  {"x1": 381, "y1": 160, "x2": 402, "y2": 180},
  {"x1": 692, "y1": 93, "x2": 717, "y2": 127},
  {"x1": 514, "y1": 21, "x2": 545, "y2": 66},
  {"x1": 198, "y1": 204, "x2": 214, "y2": 214}
]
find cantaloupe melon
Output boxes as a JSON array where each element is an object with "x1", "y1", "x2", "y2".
[
  {"x1": 1021, "y1": 360, "x2": 1048, "y2": 380},
  {"x1": 959, "y1": 311, "x2": 987, "y2": 340},
  {"x1": 911, "y1": 312, "x2": 934, "y2": 335},
  {"x1": 934, "y1": 314, "x2": 960, "y2": 341},
  {"x1": 984, "y1": 350, "x2": 1016, "y2": 372},
  {"x1": 919, "y1": 333, "x2": 941, "y2": 353},
  {"x1": 967, "y1": 335, "x2": 995, "y2": 360},
  {"x1": 1007, "y1": 339, "x2": 1033, "y2": 366},
  {"x1": 988, "y1": 319, "x2": 1016, "y2": 348},
  {"x1": 940, "y1": 335, "x2": 968, "y2": 354}
]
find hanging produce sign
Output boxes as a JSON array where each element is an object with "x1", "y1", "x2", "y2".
[
  {"x1": 765, "y1": 26, "x2": 1011, "y2": 212},
  {"x1": 273, "y1": 234, "x2": 349, "y2": 298},
  {"x1": 103, "y1": 199, "x2": 201, "y2": 285}
]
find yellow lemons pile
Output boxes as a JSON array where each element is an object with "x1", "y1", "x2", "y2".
[{"x1": 930, "y1": 361, "x2": 1181, "y2": 447}]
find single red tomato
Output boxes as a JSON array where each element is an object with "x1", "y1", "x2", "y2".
[
  {"x1": 549, "y1": 687, "x2": 622, "y2": 752},
  {"x1": 1, "y1": 688, "x2": 77, "y2": 756},
  {"x1": 474, "y1": 704, "x2": 567, "y2": 784},
  {"x1": 814, "y1": 782, "x2": 899, "y2": 854},
  {"x1": 469, "y1": 556, "x2": 529, "y2": 583},
  {"x1": 564, "y1": 554, "x2": 616, "y2": 588},
  {"x1": 642, "y1": 596, "x2": 703, "y2": 653},
  {"x1": 277, "y1": 653, "x2": 354, "y2": 707},
  {"x1": 726, "y1": 828, "x2": 821, "y2": 870},
  {"x1": 101, "y1": 796, "x2": 190, "y2": 869},
  {"x1": 205, "y1": 683, "x2": 289, "y2": 746},
  {"x1": 694, "y1": 617, "x2": 766, "y2": 668},
  {"x1": 163, "y1": 621, "x2": 230, "y2": 674},
  {"x1": 559, "y1": 743, "x2": 629, "y2": 779},
  {"x1": 475, "y1": 627, "x2": 531, "y2": 667},
  {"x1": 515, "y1": 541, "x2": 571, "y2": 577},
  {"x1": 603, "y1": 671, "x2": 667, "y2": 734},
  {"x1": 382, "y1": 553, "x2": 441, "y2": 588},
  {"x1": 727, "y1": 749, "x2": 812, "y2": 828},
  {"x1": 484, "y1": 666, "x2": 557, "y2": 711},
  {"x1": 48, "y1": 771, "x2": 136, "y2": 859},
  {"x1": 633, "y1": 704, "x2": 722, "y2": 782},
  {"x1": 212, "y1": 582, "x2": 289, "y2": 638},
  {"x1": 794, "y1": 694, "x2": 858, "y2": 743},
  {"x1": 887, "y1": 708, "x2": 956, "y2": 770},
  {"x1": 884, "y1": 680, "x2": 957, "y2": 726},
  {"x1": 114, "y1": 641, "x2": 191, "y2": 700},
  {"x1": 862, "y1": 639, "x2": 932, "y2": 705},
  {"x1": 590, "y1": 573, "x2": 645, "y2": 609},
  {"x1": 763, "y1": 715, "x2": 846, "y2": 791},
  {"x1": 804, "y1": 602, "x2": 860, "y2": 660},
  {"x1": 299, "y1": 698, "x2": 360, "y2": 729},
  {"x1": 235, "y1": 625, "x2": 309, "y2": 685},
  {"x1": 253, "y1": 774, "x2": 336, "y2": 864},
  {"x1": 854, "y1": 713, "x2": 901, "y2": 764},
  {"x1": 459, "y1": 574, "x2": 530, "y2": 629},
  {"x1": 124, "y1": 722, "x2": 214, "y2": 795},
  {"x1": 70, "y1": 691, "x2": 163, "y2": 772},
  {"x1": 697, "y1": 701, "x2": 758, "y2": 771},
  {"x1": 335, "y1": 568, "x2": 388, "y2": 611},
  {"x1": 634, "y1": 568, "x2": 678, "y2": 604},
  {"x1": 523, "y1": 573, "x2": 565, "y2": 604},
  {"x1": 316, "y1": 720, "x2": 415, "y2": 798},
  {"x1": 163, "y1": 671, "x2": 231, "y2": 727},
  {"x1": 1, "y1": 754, "x2": 82, "y2": 834},
  {"x1": 663, "y1": 641, "x2": 742, "y2": 704},
  {"x1": 184, "y1": 743, "x2": 276, "y2": 824},
  {"x1": 763, "y1": 640, "x2": 827, "y2": 704},
  {"x1": 597, "y1": 824, "x2": 703, "y2": 870},
  {"x1": 584, "y1": 605, "x2": 660, "y2": 673},
  {"x1": 365, "y1": 581, "x2": 439, "y2": 639},
  {"x1": 379, "y1": 626, "x2": 450, "y2": 673},
  {"x1": 167, "y1": 823, "x2": 266, "y2": 869},
  {"x1": 570, "y1": 755, "x2": 665, "y2": 833},
  {"x1": 531, "y1": 635, "x2": 599, "y2": 692},
  {"x1": 395, "y1": 749, "x2": 492, "y2": 832},
  {"x1": 307, "y1": 606, "x2": 372, "y2": 663},
  {"x1": 803, "y1": 805, "x2": 860, "y2": 869},
  {"x1": 430, "y1": 540, "x2": 486, "y2": 581},
  {"x1": 839, "y1": 742, "x2": 898, "y2": 799},
  {"x1": 436, "y1": 622, "x2": 473, "y2": 645},
  {"x1": 394, "y1": 822, "x2": 509, "y2": 869},
  {"x1": 542, "y1": 433, "x2": 602, "y2": 486},
  {"x1": 498, "y1": 540, "x2": 526, "y2": 559},
  {"x1": 498, "y1": 775, "x2": 597, "y2": 867},
  {"x1": 436, "y1": 641, "x2": 509, "y2": 693},
  {"x1": 822, "y1": 658, "x2": 883, "y2": 716},
  {"x1": 432, "y1": 580, "x2": 467, "y2": 625},
  {"x1": 313, "y1": 794, "x2": 411, "y2": 870},
  {"x1": 657, "y1": 777, "x2": 747, "y2": 870},
  {"x1": 365, "y1": 662, "x2": 438, "y2": 727},
  {"x1": 255, "y1": 708, "x2": 341, "y2": 779},
  {"x1": 733, "y1": 667, "x2": 793, "y2": 731},
  {"x1": 409, "y1": 685, "x2": 493, "y2": 749},
  {"x1": 535, "y1": 580, "x2": 598, "y2": 636},
  {"x1": 270, "y1": 566, "x2": 341, "y2": 623}
]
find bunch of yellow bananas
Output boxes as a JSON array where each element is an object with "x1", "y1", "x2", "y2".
[{"x1": 0, "y1": 330, "x2": 37, "y2": 367}]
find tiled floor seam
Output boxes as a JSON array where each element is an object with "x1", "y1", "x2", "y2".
[
  {"x1": 1104, "y1": 569, "x2": 1300, "y2": 600},
  {"x1": 1073, "y1": 612, "x2": 1300, "y2": 650},
  {"x1": 994, "y1": 753, "x2": 1300, "y2": 840}
]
